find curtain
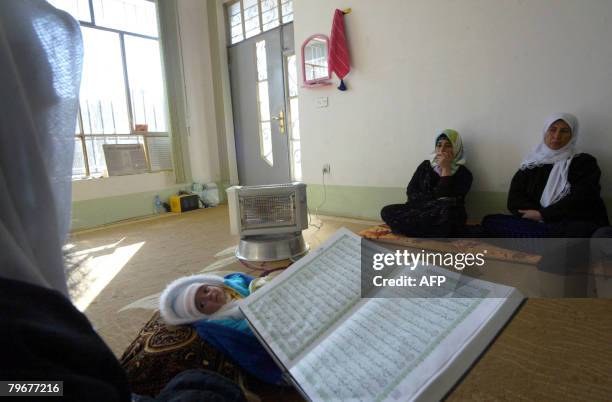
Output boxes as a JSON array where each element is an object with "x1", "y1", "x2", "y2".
[{"x1": 157, "y1": 0, "x2": 192, "y2": 184}]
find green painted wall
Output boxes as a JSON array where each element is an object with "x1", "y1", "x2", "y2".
[
  {"x1": 307, "y1": 184, "x2": 406, "y2": 221},
  {"x1": 71, "y1": 182, "x2": 610, "y2": 231},
  {"x1": 71, "y1": 185, "x2": 187, "y2": 231},
  {"x1": 71, "y1": 181, "x2": 231, "y2": 231},
  {"x1": 306, "y1": 184, "x2": 611, "y2": 222}
]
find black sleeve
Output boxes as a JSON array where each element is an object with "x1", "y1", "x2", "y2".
[
  {"x1": 507, "y1": 169, "x2": 541, "y2": 216},
  {"x1": 432, "y1": 166, "x2": 473, "y2": 199},
  {"x1": 406, "y1": 161, "x2": 433, "y2": 203},
  {"x1": 0, "y1": 278, "x2": 132, "y2": 402},
  {"x1": 540, "y1": 154, "x2": 602, "y2": 222}
]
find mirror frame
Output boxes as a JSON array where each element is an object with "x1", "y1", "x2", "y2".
[{"x1": 301, "y1": 34, "x2": 332, "y2": 86}]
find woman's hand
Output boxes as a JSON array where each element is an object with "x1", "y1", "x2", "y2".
[
  {"x1": 518, "y1": 209, "x2": 543, "y2": 221},
  {"x1": 437, "y1": 150, "x2": 453, "y2": 176}
]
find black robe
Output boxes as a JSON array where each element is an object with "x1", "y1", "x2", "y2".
[
  {"x1": 0, "y1": 277, "x2": 132, "y2": 402},
  {"x1": 406, "y1": 160, "x2": 473, "y2": 204},
  {"x1": 381, "y1": 160, "x2": 473, "y2": 236},
  {"x1": 508, "y1": 153, "x2": 609, "y2": 226}
]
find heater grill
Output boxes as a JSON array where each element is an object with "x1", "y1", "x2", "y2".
[{"x1": 240, "y1": 194, "x2": 296, "y2": 229}]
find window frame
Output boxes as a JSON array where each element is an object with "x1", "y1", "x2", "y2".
[
  {"x1": 283, "y1": 53, "x2": 301, "y2": 181},
  {"x1": 61, "y1": 0, "x2": 172, "y2": 179},
  {"x1": 225, "y1": 0, "x2": 293, "y2": 46}
]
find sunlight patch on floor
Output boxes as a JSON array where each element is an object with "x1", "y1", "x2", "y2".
[
  {"x1": 68, "y1": 241, "x2": 144, "y2": 311},
  {"x1": 69, "y1": 237, "x2": 126, "y2": 256}
]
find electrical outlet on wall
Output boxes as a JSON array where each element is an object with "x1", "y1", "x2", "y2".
[{"x1": 322, "y1": 164, "x2": 331, "y2": 174}]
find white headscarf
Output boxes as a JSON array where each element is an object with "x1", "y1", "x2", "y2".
[
  {"x1": 520, "y1": 113, "x2": 579, "y2": 208},
  {"x1": 0, "y1": 1, "x2": 82, "y2": 296},
  {"x1": 159, "y1": 274, "x2": 244, "y2": 325}
]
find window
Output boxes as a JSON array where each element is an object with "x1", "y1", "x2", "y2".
[
  {"x1": 285, "y1": 54, "x2": 301, "y2": 181},
  {"x1": 92, "y1": 0, "x2": 158, "y2": 37},
  {"x1": 255, "y1": 40, "x2": 273, "y2": 166},
  {"x1": 226, "y1": 0, "x2": 293, "y2": 45},
  {"x1": 280, "y1": 0, "x2": 293, "y2": 23},
  {"x1": 47, "y1": 0, "x2": 91, "y2": 22},
  {"x1": 79, "y1": 27, "x2": 130, "y2": 135},
  {"x1": 48, "y1": 0, "x2": 172, "y2": 179},
  {"x1": 260, "y1": 0, "x2": 279, "y2": 32}
]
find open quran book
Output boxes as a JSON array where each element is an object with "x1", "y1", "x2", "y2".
[{"x1": 240, "y1": 228, "x2": 524, "y2": 402}]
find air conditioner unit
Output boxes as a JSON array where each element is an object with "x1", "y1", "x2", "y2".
[{"x1": 227, "y1": 182, "x2": 309, "y2": 262}]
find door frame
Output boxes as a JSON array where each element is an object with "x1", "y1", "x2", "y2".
[
  {"x1": 229, "y1": 27, "x2": 293, "y2": 185},
  {"x1": 212, "y1": 0, "x2": 297, "y2": 186}
]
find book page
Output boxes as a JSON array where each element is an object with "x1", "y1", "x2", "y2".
[
  {"x1": 289, "y1": 295, "x2": 498, "y2": 402},
  {"x1": 284, "y1": 242, "x2": 520, "y2": 402},
  {"x1": 242, "y1": 229, "x2": 523, "y2": 402},
  {"x1": 241, "y1": 229, "x2": 364, "y2": 367}
]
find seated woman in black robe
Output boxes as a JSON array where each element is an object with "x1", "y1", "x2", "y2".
[
  {"x1": 381, "y1": 129, "x2": 473, "y2": 237},
  {"x1": 483, "y1": 113, "x2": 609, "y2": 238}
]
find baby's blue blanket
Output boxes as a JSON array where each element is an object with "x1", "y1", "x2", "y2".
[{"x1": 193, "y1": 273, "x2": 284, "y2": 385}]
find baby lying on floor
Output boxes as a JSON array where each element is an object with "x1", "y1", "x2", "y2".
[
  {"x1": 160, "y1": 272, "x2": 257, "y2": 326},
  {"x1": 159, "y1": 272, "x2": 283, "y2": 385}
]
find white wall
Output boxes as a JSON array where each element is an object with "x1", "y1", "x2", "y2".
[
  {"x1": 294, "y1": 0, "x2": 612, "y2": 195},
  {"x1": 72, "y1": 171, "x2": 177, "y2": 201}
]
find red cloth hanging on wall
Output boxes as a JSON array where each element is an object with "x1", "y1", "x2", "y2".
[{"x1": 329, "y1": 9, "x2": 350, "y2": 90}]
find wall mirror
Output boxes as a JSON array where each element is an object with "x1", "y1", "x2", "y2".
[{"x1": 301, "y1": 34, "x2": 331, "y2": 86}]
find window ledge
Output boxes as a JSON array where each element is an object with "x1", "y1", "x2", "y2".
[{"x1": 72, "y1": 170, "x2": 173, "y2": 182}]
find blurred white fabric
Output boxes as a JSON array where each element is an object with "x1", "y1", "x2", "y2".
[{"x1": 0, "y1": 0, "x2": 82, "y2": 296}]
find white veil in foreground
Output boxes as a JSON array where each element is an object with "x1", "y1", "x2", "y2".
[{"x1": 0, "y1": 0, "x2": 83, "y2": 296}]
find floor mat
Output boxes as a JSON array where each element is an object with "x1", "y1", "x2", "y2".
[{"x1": 358, "y1": 224, "x2": 541, "y2": 265}]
